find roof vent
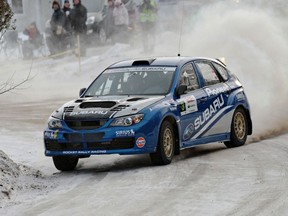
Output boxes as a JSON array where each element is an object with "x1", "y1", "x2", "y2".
[{"x1": 132, "y1": 59, "x2": 155, "y2": 66}]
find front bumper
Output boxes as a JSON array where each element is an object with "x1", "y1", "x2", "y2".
[{"x1": 43, "y1": 126, "x2": 155, "y2": 156}]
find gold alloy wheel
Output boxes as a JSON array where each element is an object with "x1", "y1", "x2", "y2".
[
  {"x1": 163, "y1": 127, "x2": 173, "y2": 158},
  {"x1": 234, "y1": 111, "x2": 246, "y2": 140}
]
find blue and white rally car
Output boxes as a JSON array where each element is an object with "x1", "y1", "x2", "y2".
[{"x1": 44, "y1": 57, "x2": 252, "y2": 171}]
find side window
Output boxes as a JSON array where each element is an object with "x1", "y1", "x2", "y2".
[
  {"x1": 195, "y1": 62, "x2": 220, "y2": 86},
  {"x1": 180, "y1": 63, "x2": 199, "y2": 91},
  {"x1": 213, "y1": 63, "x2": 229, "y2": 81}
]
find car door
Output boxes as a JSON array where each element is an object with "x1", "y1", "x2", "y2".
[
  {"x1": 192, "y1": 60, "x2": 232, "y2": 140},
  {"x1": 176, "y1": 63, "x2": 207, "y2": 148}
]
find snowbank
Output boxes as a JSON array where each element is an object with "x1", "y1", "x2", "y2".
[
  {"x1": 0, "y1": 150, "x2": 19, "y2": 206},
  {"x1": 0, "y1": 150, "x2": 45, "y2": 208}
]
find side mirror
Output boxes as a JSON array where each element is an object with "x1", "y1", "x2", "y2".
[
  {"x1": 79, "y1": 88, "x2": 86, "y2": 97},
  {"x1": 176, "y1": 85, "x2": 187, "y2": 96}
]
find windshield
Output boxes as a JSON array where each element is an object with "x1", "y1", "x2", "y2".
[{"x1": 83, "y1": 67, "x2": 176, "y2": 96}]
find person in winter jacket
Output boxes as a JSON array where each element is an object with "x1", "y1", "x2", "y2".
[
  {"x1": 50, "y1": 0, "x2": 65, "y2": 36},
  {"x1": 22, "y1": 22, "x2": 43, "y2": 59},
  {"x1": 62, "y1": 0, "x2": 71, "y2": 16},
  {"x1": 113, "y1": 0, "x2": 129, "y2": 43},
  {"x1": 70, "y1": 0, "x2": 87, "y2": 34},
  {"x1": 69, "y1": 0, "x2": 87, "y2": 56},
  {"x1": 104, "y1": 0, "x2": 115, "y2": 41},
  {"x1": 47, "y1": 0, "x2": 66, "y2": 55},
  {"x1": 62, "y1": 0, "x2": 72, "y2": 33},
  {"x1": 139, "y1": 0, "x2": 157, "y2": 52}
]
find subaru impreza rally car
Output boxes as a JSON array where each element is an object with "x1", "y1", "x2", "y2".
[{"x1": 44, "y1": 57, "x2": 252, "y2": 171}]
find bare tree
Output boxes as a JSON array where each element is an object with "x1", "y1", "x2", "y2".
[
  {"x1": 0, "y1": 0, "x2": 16, "y2": 40},
  {"x1": 0, "y1": 0, "x2": 33, "y2": 95}
]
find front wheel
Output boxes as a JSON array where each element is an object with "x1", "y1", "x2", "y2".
[
  {"x1": 150, "y1": 121, "x2": 175, "y2": 165},
  {"x1": 52, "y1": 156, "x2": 79, "y2": 171},
  {"x1": 224, "y1": 107, "x2": 248, "y2": 148}
]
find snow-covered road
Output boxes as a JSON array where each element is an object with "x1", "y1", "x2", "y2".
[{"x1": 1, "y1": 94, "x2": 288, "y2": 215}]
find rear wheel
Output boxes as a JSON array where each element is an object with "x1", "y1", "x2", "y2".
[
  {"x1": 52, "y1": 156, "x2": 79, "y2": 171},
  {"x1": 224, "y1": 107, "x2": 248, "y2": 148},
  {"x1": 150, "y1": 121, "x2": 175, "y2": 165}
]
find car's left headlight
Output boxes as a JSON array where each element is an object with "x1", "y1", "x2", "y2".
[
  {"x1": 110, "y1": 114, "x2": 144, "y2": 127},
  {"x1": 48, "y1": 116, "x2": 63, "y2": 129}
]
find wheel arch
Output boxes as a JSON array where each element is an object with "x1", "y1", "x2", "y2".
[
  {"x1": 160, "y1": 115, "x2": 180, "y2": 155},
  {"x1": 236, "y1": 104, "x2": 252, "y2": 135}
]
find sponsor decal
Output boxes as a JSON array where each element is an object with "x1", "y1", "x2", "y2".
[
  {"x1": 177, "y1": 95, "x2": 198, "y2": 116},
  {"x1": 136, "y1": 137, "x2": 146, "y2": 148},
  {"x1": 170, "y1": 107, "x2": 177, "y2": 111},
  {"x1": 205, "y1": 86, "x2": 229, "y2": 97},
  {"x1": 183, "y1": 123, "x2": 194, "y2": 141},
  {"x1": 116, "y1": 129, "x2": 135, "y2": 137},
  {"x1": 194, "y1": 94, "x2": 224, "y2": 130},
  {"x1": 53, "y1": 130, "x2": 59, "y2": 139},
  {"x1": 44, "y1": 130, "x2": 59, "y2": 139},
  {"x1": 63, "y1": 150, "x2": 107, "y2": 154},
  {"x1": 107, "y1": 67, "x2": 175, "y2": 73},
  {"x1": 69, "y1": 110, "x2": 109, "y2": 116}
]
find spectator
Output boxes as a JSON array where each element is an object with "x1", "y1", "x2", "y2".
[
  {"x1": 69, "y1": 0, "x2": 87, "y2": 56},
  {"x1": 62, "y1": 0, "x2": 71, "y2": 16},
  {"x1": 62, "y1": 0, "x2": 72, "y2": 33},
  {"x1": 113, "y1": 0, "x2": 129, "y2": 43},
  {"x1": 23, "y1": 22, "x2": 42, "y2": 48},
  {"x1": 139, "y1": 0, "x2": 157, "y2": 52},
  {"x1": 104, "y1": 0, "x2": 115, "y2": 42},
  {"x1": 22, "y1": 22, "x2": 43, "y2": 59},
  {"x1": 50, "y1": 0, "x2": 65, "y2": 36},
  {"x1": 70, "y1": 0, "x2": 87, "y2": 34},
  {"x1": 47, "y1": 0, "x2": 66, "y2": 55}
]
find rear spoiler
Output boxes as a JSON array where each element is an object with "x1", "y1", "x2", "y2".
[{"x1": 215, "y1": 57, "x2": 226, "y2": 66}]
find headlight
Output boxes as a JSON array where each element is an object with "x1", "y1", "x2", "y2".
[
  {"x1": 48, "y1": 116, "x2": 63, "y2": 129},
  {"x1": 86, "y1": 16, "x2": 95, "y2": 25},
  {"x1": 110, "y1": 114, "x2": 144, "y2": 127}
]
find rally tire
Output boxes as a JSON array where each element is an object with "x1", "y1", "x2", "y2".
[
  {"x1": 224, "y1": 107, "x2": 248, "y2": 148},
  {"x1": 150, "y1": 121, "x2": 175, "y2": 165},
  {"x1": 52, "y1": 156, "x2": 79, "y2": 171}
]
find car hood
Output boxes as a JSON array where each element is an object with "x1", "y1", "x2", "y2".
[{"x1": 53, "y1": 95, "x2": 165, "y2": 120}]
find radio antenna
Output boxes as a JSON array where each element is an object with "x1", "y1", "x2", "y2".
[{"x1": 178, "y1": 0, "x2": 185, "y2": 57}]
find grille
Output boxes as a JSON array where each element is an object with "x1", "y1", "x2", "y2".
[
  {"x1": 63, "y1": 133, "x2": 82, "y2": 142},
  {"x1": 63, "y1": 133, "x2": 105, "y2": 142},
  {"x1": 85, "y1": 132, "x2": 105, "y2": 141},
  {"x1": 65, "y1": 120, "x2": 108, "y2": 130},
  {"x1": 45, "y1": 140, "x2": 83, "y2": 151},
  {"x1": 87, "y1": 138, "x2": 134, "y2": 150},
  {"x1": 44, "y1": 137, "x2": 134, "y2": 151}
]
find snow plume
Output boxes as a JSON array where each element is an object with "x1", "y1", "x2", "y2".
[{"x1": 166, "y1": 0, "x2": 288, "y2": 141}]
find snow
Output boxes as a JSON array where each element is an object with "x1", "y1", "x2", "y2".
[{"x1": 1, "y1": 0, "x2": 288, "y2": 215}]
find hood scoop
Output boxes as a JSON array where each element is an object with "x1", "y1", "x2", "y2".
[
  {"x1": 64, "y1": 106, "x2": 75, "y2": 113},
  {"x1": 126, "y1": 97, "x2": 146, "y2": 102},
  {"x1": 75, "y1": 99, "x2": 85, "y2": 103},
  {"x1": 80, "y1": 101, "x2": 116, "y2": 109},
  {"x1": 111, "y1": 105, "x2": 130, "y2": 111}
]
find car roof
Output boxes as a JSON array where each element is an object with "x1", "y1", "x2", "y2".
[{"x1": 108, "y1": 57, "x2": 226, "y2": 68}]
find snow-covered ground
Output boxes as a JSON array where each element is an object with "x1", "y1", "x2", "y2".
[{"x1": 1, "y1": 1, "x2": 288, "y2": 215}]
